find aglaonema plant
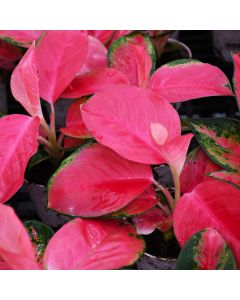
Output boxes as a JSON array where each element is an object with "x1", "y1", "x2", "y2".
[{"x1": 0, "y1": 30, "x2": 238, "y2": 270}]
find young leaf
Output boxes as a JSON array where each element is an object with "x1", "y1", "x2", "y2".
[
  {"x1": 0, "y1": 30, "x2": 43, "y2": 47},
  {"x1": 176, "y1": 228, "x2": 237, "y2": 270},
  {"x1": 189, "y1": 118, "x2": 240, "y2": 172},
  {"x1": 44, "y1": 218, "x2": 145, "y2": 270},
  {"x1": 0, "y1": 115, "x2": 39, "y2": 203},
  {"x1": 232, "y1": 52, "x2": 240, "y2": 109},
  {"x1": 108, "y1": 33, "x2": 156, "y2": 86},
  {"x1": 133, "y1": 207, "x2": 173, "y2": 235},
  {"x1": 208, "y1": 170, "x2": 240, "y2": 189},
  {"x1": 24, "y1": 220, "x2": 54, "y2": 264},
  {"x1": 78, "y1": 35, "x2": 107, "y2": 74},
  {"x1": 61, "y1": 68, "x2": 129, "y2": 99},
  {"x1": 60, "y1": 98, "x2": 91, "y2": 138},
  {"x1": 11, "y1": 43, "x2": 44, "y2": 119},
  {"x1": 81, "y1": 85, "x2": 181, "y2": 165},
  {"x1": 109, "y1": 185, "x2": 158, "y2": 217},
  {"x1": 36, "y1": 30, "x2": 88, "y2": 103},
  {"x1": 48, "y1": 143, "x2": 153, "y2": 217},
  {"x1": 173, "y1": 180, "x2": 240, "y2": 268},
  {"x1": 0, "y1": 203, "x2": 39, "y2": 270},
  {"x1": 148, "y1": 59, "x2": 233, "y2": 103}
]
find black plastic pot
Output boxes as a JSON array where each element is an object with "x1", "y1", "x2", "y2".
[{"x1": 28, "y1": 183, "x2": 71, "y2": 228}]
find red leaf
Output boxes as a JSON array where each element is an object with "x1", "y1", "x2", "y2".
[
  {"x1": 232, "y1": 52, "x2": 240, "y2": 109},
  {"x1": 180, "y1": 147, "x2": 220, "y2": 194},
  {"x1": 81, "y1": 85, "x2": 181, "y2": 165},
  {"x1": 11, "y1": 43, "x2": 44, "y2": 119},
  {"x1": 0, "y1": 40, "x2": 22, "y2": 70},
  {"x1": 61, "y1": 68, "x2": 129, "y2": 99},
  {"x1": 48, "y1": 143, "x2": 153, "y2": 217},
  {"x1": 208, "y1": 170, "x2": 240, "y2": 189},
  {"x1": 133, "y1": 207, "x2": 173, "y2": 235},
  {"x1": 0, "y1": 203, "x2": 39, "y2": 269},
  {"x1": 88, "y1": 30, "x2": 116, "y2": 45},
  {"x1": 44, "y1": 218, "x2": 145, "y2": 270},
  {"x1": 148, "y1": 59, "x2": 233, "y2": 103},
  {"x1": 63, "y1": 137, "x2": 84, "y2": 149},
  {"x1": 60, "y1": 98, "x2": 91, "y2": 138},
  {"x1": 173, "y1": 180, "x2": 240, "y2": 268},
  {"x1": 0, "y1": 30, "x2": 43, "y2": 47},
  {"x1": 0, "y1": 115, "x2": 39, "y2": 203},
  {"x1": 78, "y1": 35, "x2": 107, "y2": 74},
  {"x1": 36, "y1": 30, "x2": 88, "y2": 103},
  {"x1": 110, "y1": 185, "x2": 158, "y2": 217}
]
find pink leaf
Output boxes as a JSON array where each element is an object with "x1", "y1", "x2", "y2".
[
  {"x1": 133, "y1": 207, "x2": 173, "y2": 235},
  {"x1": 180, "y1": 147, "x2": 220, "y2": 194},
  {"x1": 81, "y1": 85, "x2": 181, "y2": 165},
  {"x1": 61, "y1": 68, "x2": 129, "y2": 99},
  {"x1": 173, "y1": 180, "x2": 240, "y2": 268},
  {"x1": 208, "y1": 170, "x2": 240, "y2": 189},
  {"x1": 88, "y1": 30, "x2": 116, "y2": 45},
  {"x1": 36, "y1": 30, "x2": 88, "y2": 103},
  {"x1": 78, "y1": 35, "x2": 107, "y2": 74},
  {"x1": 60, "y1": 98, "x2": 91, "y2": 138},
  {"x1": 110, "y1": 185, "x2": 158, "y2": 217},
  {"x1": 232, "y1": 52, "x2": 240, "y2": 109},
  {"x1": 0, "y1": 115, "x2": 39, "y2": 203},
  {"x1": 48, "y1": 143, "x2": 153, "y2": 217},
  {"x1": 148, "y1": 59, "x2": 233, "y2": 103},
  {"x1": 44, "y1": 218, "x2": 145, "y2": 270},
  {"x1": 0, "y1": 203, "x2": 39, "y2": 269},
  {"x1": 11, "y1": 43, "x2": 44, "y2": 119},
  {"x1": 0, "y1": 30, "x2": 43, "y2": 47}
]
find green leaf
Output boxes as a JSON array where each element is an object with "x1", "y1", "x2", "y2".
[
  {"x1": 24, "y1": 220, "x2": 54, "y2": 263},
  {"x1": 176, "y1": 228, "x2": 237, "y2": 270},
  {"x1": 28, "y1": 149, "x2": 51, "y2": 170},
  {"x1": 189, "y1": 118, "x2": 240, "y2": 172}
]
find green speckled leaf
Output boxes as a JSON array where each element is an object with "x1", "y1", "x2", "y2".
[
  {"x1": 176, "y1": 228, "x2": 237, "y2": 270},
  {"x1": 189, "y1": 118, "x2": 240, "y2": 172},
  {"x1": 24, "y1": 220, "x2": 54, "y2": 263}
]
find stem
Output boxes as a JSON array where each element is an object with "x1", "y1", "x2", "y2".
[
  {"x1": 153, "y1": 180, "x2": 175, "y2": 211},
  {"x1": 50, "y1": 103, "x2": 57, "y2": 142},
  {"x1": 169, "y1": 163, "x2": 181, "y2": 204},
  {"x1": 157, "y1": 202, "x2": 171, "y2": 216},
  {"x1": 57, "y1": 132, "x2": 64, "y2": 147},
  {"x1": 38, "y1": 136, "x2": 53, "y2": 148}
]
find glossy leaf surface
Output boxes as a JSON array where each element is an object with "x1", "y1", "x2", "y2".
[
  {"x1": 36, "y1": 30, "x2": 88, "y2": 103},
  {"x1": 189, "y1": 118, "x2": 240, "y2": 172},
  {"x1": 133, "y1": 207, "x2": 173, "y2": 235},
  {"x1": 173, "y1": 180, "x2": 240, "y2": 268},
  {"x1": 110, "y1": 185, "x2": 158, "y2": 217},
  {"x1": 48, "y1": 143, "x2": 153, "y2": 217},
  {"x1": 176, "y1": 228, "x2": 237, "y2": 270},
  {"x1": 61, "y1": 68, "x2": 129, "y2": 98},
  {"x1": 148, "y1": 59, "x2": 233, "y2": 103},
  {"x1": 44, "y1": 218, "x2": 145, "y2": 270},
  {"x1": 0, "y1": 204, "x2": 39, "y2": 269},
  {"x1": 0, "y1": 115, "x2": 39, "y2": 203},
  {"x1": 11, "y1": 43, "x2": 44, "y2": 119}
]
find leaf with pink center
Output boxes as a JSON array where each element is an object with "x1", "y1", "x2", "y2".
[
  {"x1": 108, "y1": 33, "x2": 156, "y2": 87},
  {"x1": 189, "y1": 118, "x2": 240, "y2": 172},
  {"x1": 133, "y1": 207, "x2": 173, "y2": 235},
  {"x1": 48, "y1": 142, "x2": 153, "y2": 217},
  {"x1": 61, "y1": 68, "x2": 129, "y2": 99},
  {"x1": 173, "y1": 180, "x2": 240, "y2": 268},
  {"x1": 208, "y1": 170, "x2": 240, "y2": 189},
  {"x1": 0, "y1": 115, "x2": 39, "y2": 203},
  {"x1": 36, "y1": 30, "x2": 88, "y2": 103},
  {"x1": 44, "y1": 218, "x2": 145, "y2": 270},
  {"x1": 109, "y1": 185, "x2": 158, "y2": 217},
  {"x1": 232, "y1": 51, "x2": 240, "y2": 110},
  {"x1": 0, "y1": 203, "x2": 39, "y2": 270},
  {"x1": 176, "y1": 228, "x2": 237, "y2": 270},
  {"x1": 148, "y1": 59, "x2": 233, "y2": 103},
  {"x1": 60, "y1": 98, "x2": 91, "y2": 138},
  {"x1": 81, "y1": 85, "x2": 181, "y2": 165},
  {"x1": 11, "y1": 43, "x2": 44, "y2": 119},
  {"x1": 0, "y1": 30, "x2": 43, "y2": 47},
  {"x1": 78, "y1": 35, "x2": 107, "y2": 74}
]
